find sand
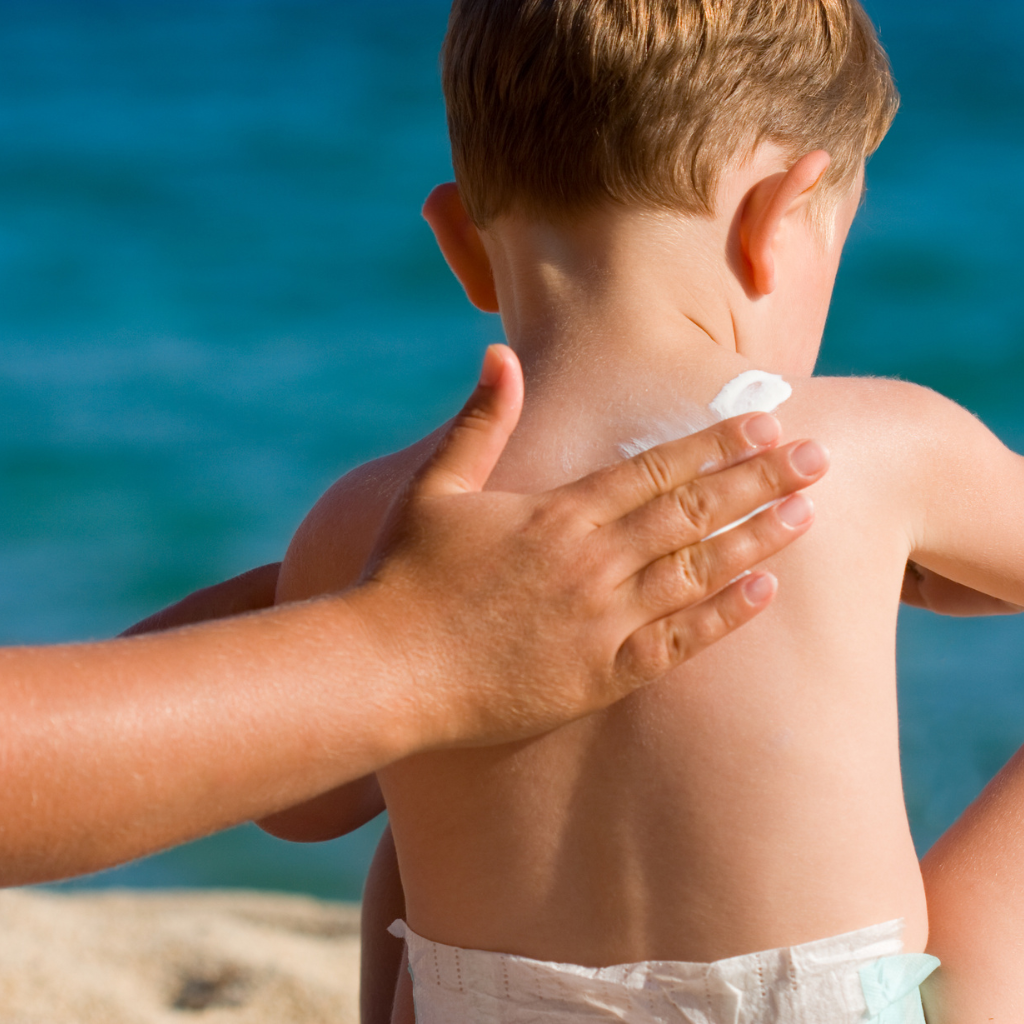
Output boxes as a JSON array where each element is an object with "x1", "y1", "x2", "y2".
[{"x1": 0, "y1": 888, "x2": 361, "y2": 1024}]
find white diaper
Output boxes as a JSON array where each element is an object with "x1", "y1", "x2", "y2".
[{"x1": 388, "y1": 918, "x2": 938, "y2": 1024}]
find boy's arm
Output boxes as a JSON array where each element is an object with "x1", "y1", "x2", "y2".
[
  {"x1": 894, "y1": 382, "x2": 1024, "y2": 604},
  {"x1": 120, "y1": 563, "x2": 282, "y2": 635},
  {"x1": 252, "y1": 444, "x2": 435, "y2": 842},
  {"x1": 901, "y1": 561, "x2": 1023, "y2": 617},
  {"x1": 258, "y1": 773, "x2": 386, "y2": 842}
]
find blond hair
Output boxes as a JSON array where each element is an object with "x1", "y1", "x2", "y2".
[{"x1": 442, "y1": 0, "x2": 898, "y2": 226}]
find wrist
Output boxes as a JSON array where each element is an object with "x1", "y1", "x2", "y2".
[{"x1": 338, "y1": 577, "x2": 447, "y2": 765}]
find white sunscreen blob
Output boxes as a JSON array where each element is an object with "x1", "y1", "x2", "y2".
[
  {"x1": 618, "y1": 369, "x2": 792, "y2": 460},
  {"x1": 707, "y1": 369, "x2": 792, "y2": 421},
  {"x1": 617, "y1": 369, "x2": 794, "y2": 539},
  {"x1": 703, "y1": 370, "x2": 793, "y2": 538}
]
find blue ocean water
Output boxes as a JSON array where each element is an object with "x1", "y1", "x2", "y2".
[{"x1": 0, "y1": 0, "x2": 1019, "y2": 899}]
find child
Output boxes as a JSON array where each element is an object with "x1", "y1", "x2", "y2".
[{"x1": 259, "y1": 1, "x2": 1024, "y2": 1020}]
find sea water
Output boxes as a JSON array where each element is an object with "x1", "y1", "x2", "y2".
[{"x1": 0, "y1": 0, "x2": 1020, "y2": 898}]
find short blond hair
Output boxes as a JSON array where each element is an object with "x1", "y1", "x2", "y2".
[{"x1": 442, "y1": 0, "x2": 898, "y2": 226}]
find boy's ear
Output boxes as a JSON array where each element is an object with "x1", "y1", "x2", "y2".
[
  {"x1": 739, "y1": 150, "x2": 832, "y2": 296},
  {"x1": 423, "y1": 183, "x2": 500, "y2": 313}
]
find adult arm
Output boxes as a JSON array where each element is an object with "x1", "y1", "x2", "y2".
[
  {"x1": 0, "y1": 346, "x2": 826, "y2": 886},
  {"x1": 921, "y1": 750, "x2": 1024, "y2": 1024}
]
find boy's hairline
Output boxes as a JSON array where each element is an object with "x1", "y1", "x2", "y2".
[{"x1": 465, "y1": 147, "x2": 869, "y2": 242}]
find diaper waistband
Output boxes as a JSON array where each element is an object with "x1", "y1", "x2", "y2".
[{"x1": 389, "y1": 919, "x2": 938, "y2": 1024}]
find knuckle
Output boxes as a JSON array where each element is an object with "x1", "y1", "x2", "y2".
[
  {"x1": 526, "y1": 495, "x2": 570, "y2": 540},
  {"x1": 688, "y1": 604, "x2": 729, "y2": 652},
  {"x1": 625, "y1": 623, "x2": 674, "y2": 679},
  {"x1": 749, "y1": 449, "x2": 784, "y2": 494},
  {"x1": 634, "y1": 447, "x2": 676, "y2": 495},
  {"x1": 665, "y1": 618, "x2": 692, "y2": 665},
  {"x1": 672, "y1": 483, "x2": 717, "y2": 535},
  {"x1": 719, "y1": 510, "x2": 781, "y2": 564},
  {"x1": 704, "y1": 427, "x2": 736, "y2": 471},
  {"x1": 450, "y1": 401, "x2": 496, "y2": 437},
  {"x1": 671, "y1": 544, "x2": 711, "y2": 596},
  {"x1": 641, "y1": 550, "x2": 696, "y2": 609}
]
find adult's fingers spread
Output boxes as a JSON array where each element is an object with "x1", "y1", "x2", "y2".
[
  {"x1": 608, "y1": 440, "x2": 828, "y2": 573},
  {"x1": 616, "y1": 572, "x2": 778, "y2": 686},
  {"x1": 628, "y1": 490, "x2": 814, "y2": 623},
  {"x1": 566, "y1": 413, "x2": 782, "y2": 526}
]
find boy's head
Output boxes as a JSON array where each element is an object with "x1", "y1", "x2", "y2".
[{"x1": 442, "y1": 0, "x2": 897, "y2": 228}]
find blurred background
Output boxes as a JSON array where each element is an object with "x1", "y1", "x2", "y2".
[{"x1": 0, "y1": 0, "x2": 1020, "y2": 899}]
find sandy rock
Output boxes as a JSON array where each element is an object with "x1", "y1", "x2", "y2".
[{"x1": 0, "y1": 888, "x2": 361, "y2": 1024}]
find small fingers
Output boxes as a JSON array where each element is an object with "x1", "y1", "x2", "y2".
[
  {"x1": 609, "y1": 439, "x2": 828, "y2": 573},
  {"x1": 566, "y1": 413, "x2": 784, "y2": 525},
  {"x1": 628, "y1": 492, "x2": 814, "y2": 623},
  {"x1": 617, "y1": 572, "x2": 778, "y2": 685}
]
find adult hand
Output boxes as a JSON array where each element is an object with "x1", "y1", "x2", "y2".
[
  {"x1": 0, "y1": 346, "x2": 825, "y2": 887},
  {"x1": 354, "y1": 344, "x2": 828, "y2": 754}
]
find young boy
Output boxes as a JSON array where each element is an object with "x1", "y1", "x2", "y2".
[{"x1": 259, "y1": 1, "x2": 1024, "y2": 1020}]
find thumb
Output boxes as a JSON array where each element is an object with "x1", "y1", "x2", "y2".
[{"x1": 416, "y1": 344, "x2": 524, "y2": 496}]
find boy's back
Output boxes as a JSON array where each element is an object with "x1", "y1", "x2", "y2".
[
  {"x1": 267, "y1": 1, "x2": 1024, "y2": 1019},
  {"x1": 279, "y1": 349, "x2": 926, "y2": 962}
]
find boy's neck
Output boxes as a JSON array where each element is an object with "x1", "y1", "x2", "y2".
[
  {"x1": 479, "y1": 196, "x2": 833, "y2": 386},
  {"x1": 483, "y1": 207, "x2": 747, "y2": 380}
]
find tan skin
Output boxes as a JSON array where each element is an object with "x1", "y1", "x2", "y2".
[
  {"x1": 0, "y1": 344, "x2": 827, "y2": 888},
  {"x1": 356, "y1": 560, "x2": 1022, "y2": 1024},
  {"x1": 262, "y1": 150, "x2": 1024, "y2": 1024}
]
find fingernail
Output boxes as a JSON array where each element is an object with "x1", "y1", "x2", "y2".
[
  {"x1": 743, "y1": 572, "x2": 777, "y2": 605},
  {"x1": 742, "y1": 413, "x2": 781, "y2": 448},
  {"x1": 790, "y1": 441, "x2": 829, "y2": 478},
  {"x1": 478, "y1": 345, "x2": 504, "y2": 388},
  {"x1": 777, "y1": 492, "x2": 814, "y2": 528}
]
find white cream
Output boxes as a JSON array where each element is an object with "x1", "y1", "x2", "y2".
[
  {"x1": 617, "y1": 369, "x2": 793, "y2": 540},
  {"x1": 708, "y1": 369, "x2": 792, "y2": 421},
  {"x1": 704, "y1": 370, "x2": 792, "y2": 538},
  {"x1": 618, "y1": 369, "x2": 791, "y2": 459}
]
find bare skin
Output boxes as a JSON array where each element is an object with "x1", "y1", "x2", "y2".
[
  {"x1": 263, "y1": 146, "x2": 1024, "y2": 1024},
  {"x1": 0, "y1": 344, "x2": 817, "y2": 887},
  {"x1": 119, "y1": 562, "x2": 283, "y2": 637},
  {"x1": 920, "y1": 758, "x2": 1024, "y2": 1024}
]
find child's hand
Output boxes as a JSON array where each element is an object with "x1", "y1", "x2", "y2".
[{"x1": 902, "y1": 561, "x2": 1024, "y2": 617}]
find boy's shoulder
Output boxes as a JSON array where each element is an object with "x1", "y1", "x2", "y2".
[
  {"x1": 781, "y1": 374, "x2": 982, "y2": 486},
  {"x1": 782, "y1": 374, "x2": 1016, "y2": 555},
  {"x1": 275, "y1": 373, "x2": 1002, "y2": 605},
  {"x1": 275, "y1": 427, "x2": 445, "y2": 603},
  {"x1": 784, "y1": 374, "x2": 960, "y2": 439}
]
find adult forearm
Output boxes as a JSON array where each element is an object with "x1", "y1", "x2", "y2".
[
  {"x1": 921, "y1": 746, "x2": 1024, "y2": 1022},
  {"x1": 0, "y1": 591, "x2": 403, "y2": 886},
  {"x1": 0, "y1": 346, "x2": 825, "y2": 887}
]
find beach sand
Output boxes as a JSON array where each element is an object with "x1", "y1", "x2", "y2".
[{"x1": 0, "y1": 888, "x2": 361, "y2": 1023}]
